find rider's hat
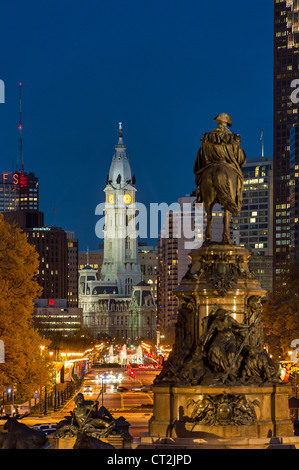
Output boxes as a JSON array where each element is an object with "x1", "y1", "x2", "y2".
[{"x1": 214, "y1": 113, "x2": 233, "y2": 127}]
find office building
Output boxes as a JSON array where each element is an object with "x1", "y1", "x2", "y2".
[
  {"x1": 33, "y1": 299, "x2": 83, "y2": 336},
  {"x1": 0, "y1": 171, "x2": 39, "y2": 212},
  {"x1": 3, "y1": 210, "x2": 79, "y2": 309},
  {"x1": 273, "y1": 0, "x2": 299, "y2": 283},
  {"x1": 26, "y1": 226, "x2": 68, "y2": 300},
  {"x1": 138, "y1": 244, "x2": 158, "y2": 299},
  {"x1": 290, "y1": 123, "x2": 299, "y2": 250},
  {"x1": 232, "y1": 157, "x2": 273, "y2": 292},
  {"x1": 66, "y1": 231, "x2": 79, "y2": 308},
  {"x1": 157, "y1": 195, "x2": 224, "y2": 336}
]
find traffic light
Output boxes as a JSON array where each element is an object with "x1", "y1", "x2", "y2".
[
  {"x1": 129, "y1": 369, "x2": 135, "y2": 378},
  {"x1": 103, "y1": 384, "x2": 107, "y2": 392}
]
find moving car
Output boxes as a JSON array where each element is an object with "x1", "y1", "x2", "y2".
[
  {"x1": 131, "y1": 387, "x2": 143, "y2": 392},
  {"x1": 83, "y1": 385, "x2": 93, "y2": 393},
  {"x1": 98, "y1": 372, "x2": 123, "y2": 384},
  {"x1": 117, "y1": 386, "x2": 129, "y2": 392}
]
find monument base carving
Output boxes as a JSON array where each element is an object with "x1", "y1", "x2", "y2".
[{"x1": 149, "y1": 384, "x2": 293, "y2": 439}]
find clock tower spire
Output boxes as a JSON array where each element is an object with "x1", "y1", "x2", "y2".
[{"x1": 100, "y1": 123, "x2": 141, "y2": 295}]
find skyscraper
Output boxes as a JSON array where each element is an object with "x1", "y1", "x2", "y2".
[
  {"x1": 274, "y1": 0, "x2": 299, "y2": 283},
  {"x1": 233, "y1": 157, "x2": 273, "y2": 256},
  {"x1": 2, "y1": 210, "x2": 79, "y2": 308},
  {"x1": 25, "y1": 226, "x2": 68, "y2": 301},
  {"x1": 66, "y1": 231, "x2": 79, "y2": 308},
  {"x1": 0, "y1": 84, "x2": 39, "y2": 213},
  {"x1": 0, "y1": 171, "x2": 39, "y2": 212},
  {"x1": 157, "y1": 195, "x2": 224, "y2": 337},
  {"x1": 290, "y1": 123, "x2": 299, "y2": 250},
  {"x1": 233, "y1": 157, "x2": 273, "y2": 292}
]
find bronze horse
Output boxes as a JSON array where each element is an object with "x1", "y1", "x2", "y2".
[{"x1": 194, "y1": 114, "x2": 246, "y2": 244}]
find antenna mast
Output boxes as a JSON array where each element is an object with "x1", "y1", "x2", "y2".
[{"x1": 18, "y1": 82, "x2": 24, "y2": 172}]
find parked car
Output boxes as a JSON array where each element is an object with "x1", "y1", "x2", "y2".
[
  {"x1": 14, "y1": 404, "x2": 31, "y2": 416},
  {"x1": 83, "y1": 385, "x2": 93, "y2": 393},
  {"x1": 3, "y1": 404, "x2": 30, "y2": 417},
  {"x1": 30, "y1": 423, "x2": 57, "y2": 435}
]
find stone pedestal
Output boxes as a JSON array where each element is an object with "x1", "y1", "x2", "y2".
[
  {"x1": 149, "y1": 384, "x2": 293, "y2": 439},
  {"x1": 150, "y1": 244, "x2": 294, "y2": 446},
  {"x1": 138, "y1": 435, "x2": 299, "y2": 449},
  {"x1": 176, "y1": 244, "x2": 267, "y2": 337},
  {"x1": 48, "y1": 434, "x2": 129, "y2": 449}
]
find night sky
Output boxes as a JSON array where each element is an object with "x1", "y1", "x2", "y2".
[{"x1": 0, "y1": 0, "x2": 273, "y2": 251}]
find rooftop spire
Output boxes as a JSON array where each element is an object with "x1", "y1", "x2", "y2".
[
  {"x1": 117, "y1": 122, "x2": 125, "y2": 147},
  {"x1": 119, "y1": 121, "x2": 123, "y2": 138},
  {"x1": 108, "y1": 122, "x2": 132, "y2": 186},
  {"x1": 260, "y1": 130, "x2": 264, "y2": 158}
]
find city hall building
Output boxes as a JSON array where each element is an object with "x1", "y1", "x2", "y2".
[{"x1": 78, "y1": 124, "x2": 156, "y2": 342}]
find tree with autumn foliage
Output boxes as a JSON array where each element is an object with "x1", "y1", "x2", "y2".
[
  {"x1": 0, "y1": 214, "x2": 53, "y2": 400},
  {"x1": 262, "y1": 256, "x2": 299, "y2": 365}
]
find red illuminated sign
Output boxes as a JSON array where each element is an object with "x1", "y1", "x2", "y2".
[
  {"x1": 19, "y1": 174, "x2": 28, "y2": 187},
  {"x1": 1, "y1": 172, "x2": 28, "y2": 186},
  {"x1": 1, "y1": 172, "x2": 29, "y2": 195},
  {"x1": 48, "y1": 299, "x2": 55, "y2": 306}
]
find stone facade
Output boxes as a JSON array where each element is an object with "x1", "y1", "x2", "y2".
[{"x1": 78, "y1": 124, "x2": 157, "y2": 342}]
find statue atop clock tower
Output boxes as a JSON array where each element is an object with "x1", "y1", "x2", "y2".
[{"x1": 99, "y1": 123, "x2": 142, "y2": 296}]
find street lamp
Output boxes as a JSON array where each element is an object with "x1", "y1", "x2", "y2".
[
  {"x1": 39, "y1": 345, "x2": 45, "y2": 414},
  {"x1": 7, "y1": 387, "x2": 13, "y2": 411}
]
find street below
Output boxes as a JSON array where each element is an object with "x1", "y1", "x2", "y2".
[{"x1": 20, "y1": 366, "x2": 160, "y2": 438}]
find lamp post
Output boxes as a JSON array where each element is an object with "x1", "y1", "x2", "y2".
[
  {"x1": 39, "y1": 345, "x2": 45, "y2": 414},
  {"x1": 101, "y1": 377, "x2": 107, "y2": 406},
  {"x1": 102, "y1": 377, "x2": 104, "y2": 406}
]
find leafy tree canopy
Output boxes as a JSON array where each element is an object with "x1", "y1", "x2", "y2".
[
  {"x1": 0, "y1": 215, "x2": 53, "y2": 399},
  {"x1": 263, "y1": 256, "x2": 299, "y2": 365}
]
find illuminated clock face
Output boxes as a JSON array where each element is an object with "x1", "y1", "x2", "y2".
[
  {"x1": 124, "y1": 193, "x2": 132, "y2": 204},
  {"x1": 108, "y1": 194, "x2": 114, "y2": 204}
]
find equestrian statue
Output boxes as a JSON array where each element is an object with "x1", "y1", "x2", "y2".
[{"x1": 194, "y1": 113, "x2": 246, "y2": 244}]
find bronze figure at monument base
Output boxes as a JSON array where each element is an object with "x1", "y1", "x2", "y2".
[
  {"x1": 154, "y1": 244, "x2": 277, "y2": 389},
  {"x1": 53, "y1": 392, "x2": 131, "y2": 447}
]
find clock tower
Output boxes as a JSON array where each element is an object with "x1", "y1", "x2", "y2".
[{"x1": 100, "y1": 123, "x2": 142, "y2": 296}]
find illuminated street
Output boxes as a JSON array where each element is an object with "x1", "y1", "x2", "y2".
[
  {"x1": 76, "y1": 367, "x2": 156, "y2": 411},
  {"x1": 21, "y1": 367, "x2": 160, "y2": 438}
]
